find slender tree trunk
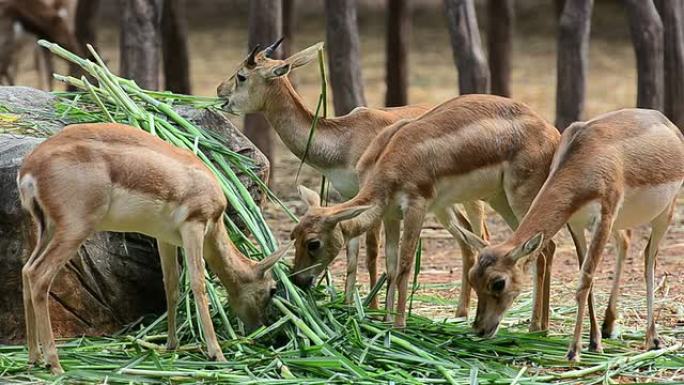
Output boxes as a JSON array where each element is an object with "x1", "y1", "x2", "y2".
[
  {"x1": 385, "y1": 0, "x2": 410, "y2": 107},
  {"x1": 71, "y1": 0, "x2": 100, "y2": 89},
  {"x1": 282, "y1": 0, "x2": 296, "y2": 58},
  {"x1": 656, "y1": 0, "x2": 684, "y2": 128},
  {"x1": 75, "y1": 0, "x2": 100, "y2": 49},
  {"x1": 555, "y1": 0, "x2": 566, "y2": 20},
  {"x1": 443, "y1": 0, "x2": 490, "y2": 94},
  {"x1": 245, "y1": 0, "x2": 281, "y2": 164},
  {"x1": 325, "y1": 0, "x2": 367, "y2": 115},
  {"x1": 555, "y1": 0, "x2": 593, "y2": 131},
  {"x1": 119, "y1": 0, "x2": 162, "y2": 90},
  {"x1": 487, "y1": 0, "x2": 514, "y2": 97},
  {"x1": 624, "y1": 0, "x2": 664, "y2": 111},
  {"x1": 162, "y1": 0, "x2": 191, "y2": 94}
]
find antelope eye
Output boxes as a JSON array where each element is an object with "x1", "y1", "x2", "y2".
[
  {"x1": 307, "y1": 239, "x2": 321, "y2": 252},
  {"x1": 491, "y1": 277, "x2": 506, "y2": 292},
  {"x1": 236, "y1": 73, "x2": 247, "y2": 82},
  {"x1": 269, "y1": 287, "x2": 277, "y2": 298}
]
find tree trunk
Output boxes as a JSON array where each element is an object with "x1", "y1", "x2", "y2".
[
  {"x1": 75, "y1": 0, "x2": 100, "y2": 49},
  {"x1": 443, "y1": 0, "x2": 490, "y2": 94},
  {"x1": 162, "y1": 0, "x2": 191, "y2": 94},
  {"x1": 555, "y1": 0, "x2": 593, "y2": 131},
  {"x1": 71, "y1": 0, "x2": 100, "y2": 90},
  {"x1": 325, "y1": 0, "x2": 367, "y2": 115},
  {"x1": 624, "y1": 0, "x2": 664, "y2": 111},
  {"x1": 385, "y1": 0, "x2": 410, "y2": 107},
  {"x1": 656, "y1": 0, "x2": 683, "y2": 126},
  {"x1": 245, "y1": 0, "x2": 281, "y2": 165},
  {"x1": 487, "y1": 0, "x2": 514, "y2": 97},
  {"x1": 119, "y1": 0, "x2": 162, "y2": 90},
  {"x1": 282, "y1": 0, "x2": 296, "y2": 58}
]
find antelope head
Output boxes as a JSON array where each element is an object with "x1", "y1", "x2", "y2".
[
  {"x1": 217, "y1": 38, "x2": 324, "y2": 115},
  {"x1": 455, "y1": 227, "x2": 544, "y2": 338},
  {"x1": 224, "y1": 241, "x2": 292, "y2": 331},
  {"x1": 289, "y1": 185, "x2": 370, "y2": 288}
]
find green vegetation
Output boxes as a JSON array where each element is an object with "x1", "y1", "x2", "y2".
[{"x1": 0, "y1": 42, "x2": 681, "y2": 384}]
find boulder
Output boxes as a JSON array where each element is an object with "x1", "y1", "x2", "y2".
[{"x1": 0, "y1": 86, "x2": 269, "y2": 344}]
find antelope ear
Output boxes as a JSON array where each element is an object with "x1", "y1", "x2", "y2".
[
  {"x1": 258, "y1": 240, "x2": 294, "y2": 276},
  {"x1": 453, "y1": 224, "x2": 488, "y2": 252},
  {"x1": 285, "y1": 42, "x2": 324, "y2": 69},
  {"x1": 324, "y1": 205, "x2": 371, "y2": 226},
  {"x1": 263, "y1": 63, "x2": 291, "y2": 79},
  {"x1": 508, "y1": 233, "x2": 544, "y2": 262},
  {"x1": 298, "y1": 185, "x2": 321, "y2": 210}
]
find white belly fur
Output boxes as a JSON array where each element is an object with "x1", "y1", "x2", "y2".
[
  {"x1": 428, "y1": 164, "x2": 503, "y2": 212},
  {"x1": 96, "y1": 187, "x2": 185, "y2": 245},
  {"x1": 323, "y1": 168, "x2": 360, "y2": 199},
  {"x1": 569, "y1": 181, "x2": 682, "y2": 231}
]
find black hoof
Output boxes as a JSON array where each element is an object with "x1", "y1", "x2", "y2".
[
  {"x1": 650, "y1": 338, "x2": 663, "y2": 350},
  {"x1": 566, "y1": 349, "x2": 578, "y2": 362},
  {"x1": 601, "y1": 324, "x2": 614, "y2": 339}
]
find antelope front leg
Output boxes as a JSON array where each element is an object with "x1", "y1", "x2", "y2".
[
  {"x1": 643, "y1": 200, "x2": 676, "y2": 350},
  {"x1": 567, "y1": 224, "x2": 602, "y2": 353},
  {"x1": 435, "y1": 208, "x2": 474, "y2": 318},
  {"x1": 567, "y1": 208, "x2": 614, "y2": 362},
  {"x1": 158, "y1": 241, "x2": 180, "y2": 350},
  {"x1": 394, "y1": 199, "x2": 426, "y2": 329},
  {"x1": 181, "y1": 224, "x2": 225, "y2": 362},
  {"x1": 536, "y1": 241, "x2": 555, "y2": 332},
  {"x1": 344, "y1": 237, "x2": 361, "y2": 305},
  {"x1": 383, "y1": 216, "x2": 401, "y2": 323},
  {"x1": 365, "y1": 224, "x2": 381, "y2": 309},
  {"x1": 602, "y1": 230, "x2": 630, "y2": 339}
]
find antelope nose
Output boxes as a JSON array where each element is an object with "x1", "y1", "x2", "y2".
[{"x1": 293, "y1": 274, "x2": 315, "y2": 289}]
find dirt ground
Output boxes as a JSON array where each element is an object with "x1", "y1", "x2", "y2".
[{"x1": 10, "y1": 1, "x2": 684, "y2": 344}]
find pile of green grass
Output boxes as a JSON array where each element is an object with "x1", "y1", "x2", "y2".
[{"x1": 0, "y1": 41, "x2": 682, "y2": 384}]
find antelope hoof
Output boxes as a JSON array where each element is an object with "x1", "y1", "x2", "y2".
[
  {"x1": 528, "y1": 322, "x2": 545, "y2": 333},
  {"x1": 601, "y1": 322, "x2": 616, "y2": 339},
  {"x1": 383, "y1": 314, "x2": 394, "y2": 323},
  {"x1": 454, "y1": 307, "x2": 468, "y2": 318},
  {"x1": 646, "y1": 337, "x2": 663, "y2": 351},
  {"x1": 46, "y1": 362, "x2": 64, "y2": 375},
  {"x1": 166, "y1": 340, "x2": 178, "y2": 351},
  {"x1": 209, "y1": 351, "x2": 227, "y2": 362},
  {"x1": 566, "y1": 348, "x2": 581, "y2": 363},
  {"x1": 588, "y1": 339, "x2": 604, "y2": 354}
]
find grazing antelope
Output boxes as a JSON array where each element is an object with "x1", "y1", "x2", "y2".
[
  {"x1": 461, "y1": 109, "x2": 683, "y2": 362},
  {"x1": 0, "y1": 0, "x2": 80, "y2": 89},
  {"x1": 290, "y1": 94, "x2": 562, "y2": 329},
  {"x1": 18, "y1": 123, "x2": 291, "y2": 374},
  {"x1": 217, "y1": 40, "x2": 488, "y2": 315}
]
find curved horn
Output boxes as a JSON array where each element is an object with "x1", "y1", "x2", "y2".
[
  {"x1": 246, "y1": 44, "x2": 261, "y2": 67},
  {"x1": 264, "y1": 37, "x2": 284, "y2": 58}
]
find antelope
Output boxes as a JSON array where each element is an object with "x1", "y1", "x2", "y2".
[
  {"x1": 290, "y1": 94, "x2": 563, "y2": 329},
  {"x1": 216, "y1": 40, "x2": 489, "y2": 315},
  {"x1": 461, "y1": 109, "x2": 683, "y2": 362},
  {"x1": 18, "y1": 123, "x2": 291, "y2": 374},
  {"x1": 0, "y1": 0, "x2": 79, "y2": 89}
]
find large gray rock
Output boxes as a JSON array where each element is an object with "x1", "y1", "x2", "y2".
[{"x1": 0, "y1": 87, "x2": 269, "y2": 344}]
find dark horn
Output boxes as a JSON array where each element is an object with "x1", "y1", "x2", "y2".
[
  {"x1": 264, "y1": 37, "x2": 285, "y2": 58},
  {"x1": 246, "y1": 44, "x2": 261, "y2": 67}
]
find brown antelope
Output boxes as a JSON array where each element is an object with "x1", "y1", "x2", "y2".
[
  {"x1": 0, "y1": 0, "x2": 79, "y2": 89},
  {"x1": 18, "y1": 123, "x2": 291, "y2": 374},
  {"x1": 290, "y1": 94, "x2": 563, "y2": 329},
  {"x1": 461, "y1": 109, "x2": 683, "y2": 362},
  {"x1": 216, "y1": 40, "x2": 489, "y2": 315}
]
